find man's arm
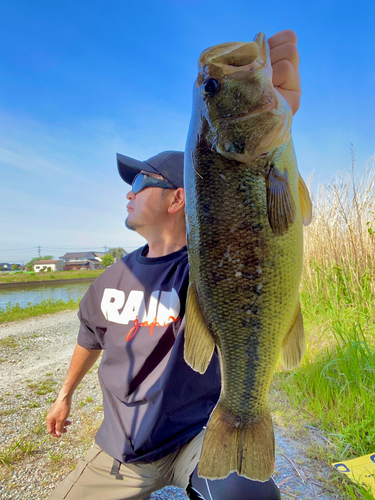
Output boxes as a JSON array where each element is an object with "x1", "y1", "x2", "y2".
[
  {"x1": 269, "y1": 29, "x2": 301, "y2": 115},
  {"x1": 46, "y1": 344, "x2": 101, "y2": 438}
]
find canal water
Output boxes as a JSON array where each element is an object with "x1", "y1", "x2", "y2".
[{"x1": 0, "y1": 282, "x2": 91, "y2": 309}]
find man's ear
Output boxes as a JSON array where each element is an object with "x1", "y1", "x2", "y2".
[{"x1": 168, "y1": 188, "x2": 185, "y2": 214}]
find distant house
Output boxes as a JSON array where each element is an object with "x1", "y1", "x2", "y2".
[
  {"x1": 33, "y1": 260, "x2": 65, "y2": 273},
  {"x1": 92, "y1": 252, "x2": 106, "y2": 262},
  {"x1": 59, "y1": 252, "x2": 104, "y2": 271},
  {"x1": 0, "y1": 263, "x2": 12, "y2": 271}
]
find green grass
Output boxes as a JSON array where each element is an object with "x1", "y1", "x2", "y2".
[
  {"x1": 27, "y1": 378, "x2": 57, "y2": 396},
  {"x1": 0, "y1": 269, "x2": 104, "y2": 285},
  {"x1": 0, "y1": 335, "x2": 19, "y2": 348},
  {"x1": 0, "y1": 297, "x2": 81, "y2": 324},
  {"x1": 278, "y1": 324, "x2": 375, "y2": 455},
  {"x1": 0, "y1": 436, "x2": 42, "y2": 465},
  {"x1": 28, "y1": 402, "x2": 40, "y2": 408},
  {"x1": 274, "y1": 259, "x2": 375, "y2": 499},
  {"x1": 49, "y1": 450, "x2": 64, "y2": 462}
]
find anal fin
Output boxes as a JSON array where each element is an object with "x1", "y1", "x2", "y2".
[
  {"x1": 184, "y1": 284, "x2": 215, "y2": 374},
  {"x1": 281, "y1": 302, "x2": 305, "y2": 369}
]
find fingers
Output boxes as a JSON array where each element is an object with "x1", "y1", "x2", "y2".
[
  {"x1": 268, "y1": 29, "x2": 297, "y2": 50},
  {"x1": 47, "y1": 418, "x2": 71, "y2": 438},
  {"x1": 56, "y1": 419, "x2": 71, "y2": 437},
  {"x1": 270, "y1": 42, "x2": 299, "y2": 72},
  {"x1": 272, "y1": 59, "x2": 301, "y2": 92},
  {"x1": 269, "y1": 29, "x2": 301, "y2": 115},
  {"x1": 46, "y1": 399, "x2": 72, "y2": 438}
]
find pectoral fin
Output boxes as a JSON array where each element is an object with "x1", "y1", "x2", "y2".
[
  {"x1": 184, "y1": 284, "x2": 215, "y2": 374},
  {"x1": 281, "y1": 302, "x2": 305, "y2": 370},
  {"x1": 266, "y1": 165, "x2": 296, "y2": 236},
  {"x1": 298, "y1": 173, "x2": 312, "y2": 226}
]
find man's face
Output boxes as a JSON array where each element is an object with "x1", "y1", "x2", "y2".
[{"x1": 125, "y1": 171, "x2": 173, "y2": 233}]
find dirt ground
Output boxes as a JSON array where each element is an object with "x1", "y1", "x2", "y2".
[{"x1": 0, "y1": 311, "x2": 344, "y2": 499}]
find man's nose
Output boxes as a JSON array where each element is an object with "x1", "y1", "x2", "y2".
[{"x1": 126, "y1": 190, "x2": 135, "y2": 200}]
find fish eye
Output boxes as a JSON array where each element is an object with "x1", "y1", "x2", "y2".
[{"x1": 202, "y1": 78, "x2": 221, "y2": 97}]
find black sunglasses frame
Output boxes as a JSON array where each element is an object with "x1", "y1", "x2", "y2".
[{"x1": 131, "y1": 173, "x2": 177, "y2": 195}]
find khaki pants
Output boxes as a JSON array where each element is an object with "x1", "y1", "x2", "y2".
[{"x1": 48, "y1": 430, "x2": 204, "y2": 500}]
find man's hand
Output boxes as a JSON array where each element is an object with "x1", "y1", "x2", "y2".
[
  {"x1": 45, "y1": 344, "x2": 101, "y2": 438},
  {"x1": 269, "y1": 30, "x2": 301, "y2": 115},
  {"x1": 46, "y1": 397, "x2": 72, "y2": 438}
]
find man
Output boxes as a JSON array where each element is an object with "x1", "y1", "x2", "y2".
[{"x1": 47, "y1": 30, "x2": 301, "y2": 499}]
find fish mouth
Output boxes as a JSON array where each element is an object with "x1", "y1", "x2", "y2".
[{"x1": 199, "y1": 34, "x2": 271, "y2": 78}]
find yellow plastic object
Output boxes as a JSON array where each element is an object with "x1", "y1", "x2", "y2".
[{"x1": 333, "y1": 453, "x2": 375, "y2": 493}]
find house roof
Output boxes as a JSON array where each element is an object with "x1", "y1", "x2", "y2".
[
  {"x1": 60, "y1": 252, "x2": 93, "y2": 259},
  {"x1": 34, "y1": 260, "x2": 60, "y2": 265}
]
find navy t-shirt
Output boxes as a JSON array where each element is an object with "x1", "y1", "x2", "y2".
[{"x1": 77, "y1": 245, "x2": 221, "y2": 464}]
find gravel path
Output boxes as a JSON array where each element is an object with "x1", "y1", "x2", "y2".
[{"x1": 0, "y1": 311, "x2": 342, "y2": 499}]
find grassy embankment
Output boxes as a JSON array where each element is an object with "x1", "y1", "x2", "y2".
[
  {"x1": 273, "y1": 155, "x2": 375, "y2": 499},
  {"x1": 0, "y1": 270, "x2": 105, "y2": 324},
  {"x1": 0, "y1": 269, "x2": 104, "y2": 284}
]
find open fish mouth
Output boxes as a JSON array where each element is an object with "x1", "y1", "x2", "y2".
[
  {"x1": 199, "y1": 39, "x2": 264, "y2": 71},
  {"x1": 198, "y1": 34, "x2": 271, "y2": 78}
]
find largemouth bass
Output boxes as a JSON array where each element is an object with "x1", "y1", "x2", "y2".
[{"x1": 184, "y1": 33, "x2": 312, "y2": 482}]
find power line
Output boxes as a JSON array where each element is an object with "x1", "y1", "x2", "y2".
[{"x1": 0, "y1": 247, "x2": 39, "y2": 252}]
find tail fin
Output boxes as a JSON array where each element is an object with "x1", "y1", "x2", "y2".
[{"x1": 198, "y1": 402, "x2": 275, "y2": 482}]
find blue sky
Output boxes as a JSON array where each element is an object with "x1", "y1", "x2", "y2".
[{"x1": 1, "y1": 0, "x2": 374, "y2": 264}]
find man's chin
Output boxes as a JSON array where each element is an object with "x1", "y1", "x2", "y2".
[{"x1": 125, "y1": 218, "x2": 139, "y2": 232}]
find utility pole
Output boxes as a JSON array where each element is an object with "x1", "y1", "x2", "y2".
[
  {"x1": 104, "y1": 245, "x2": 107, "y2": 253},
  {"x1": 37, "y1": 245, "x2": 41, "y2": 257}
]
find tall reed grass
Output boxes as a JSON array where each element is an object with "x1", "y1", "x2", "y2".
[
  {"x1": 303, "y1": 150, "x2": 375, "y2": 322},
  {"x1": 277, "y1": 153, "x2": 375, "y2": 498}
]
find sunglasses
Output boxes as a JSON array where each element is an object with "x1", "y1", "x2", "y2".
[{"x1": 132, "y1": 173, "x2": 177, "y2": 195}]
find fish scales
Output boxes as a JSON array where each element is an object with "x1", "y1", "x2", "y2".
[
  {"x1": 184, "y1": 33, "x2": 312, "y2": 482},
  {"x1": 188, "y1": 143, "x2": 302, "y2": 416}
]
